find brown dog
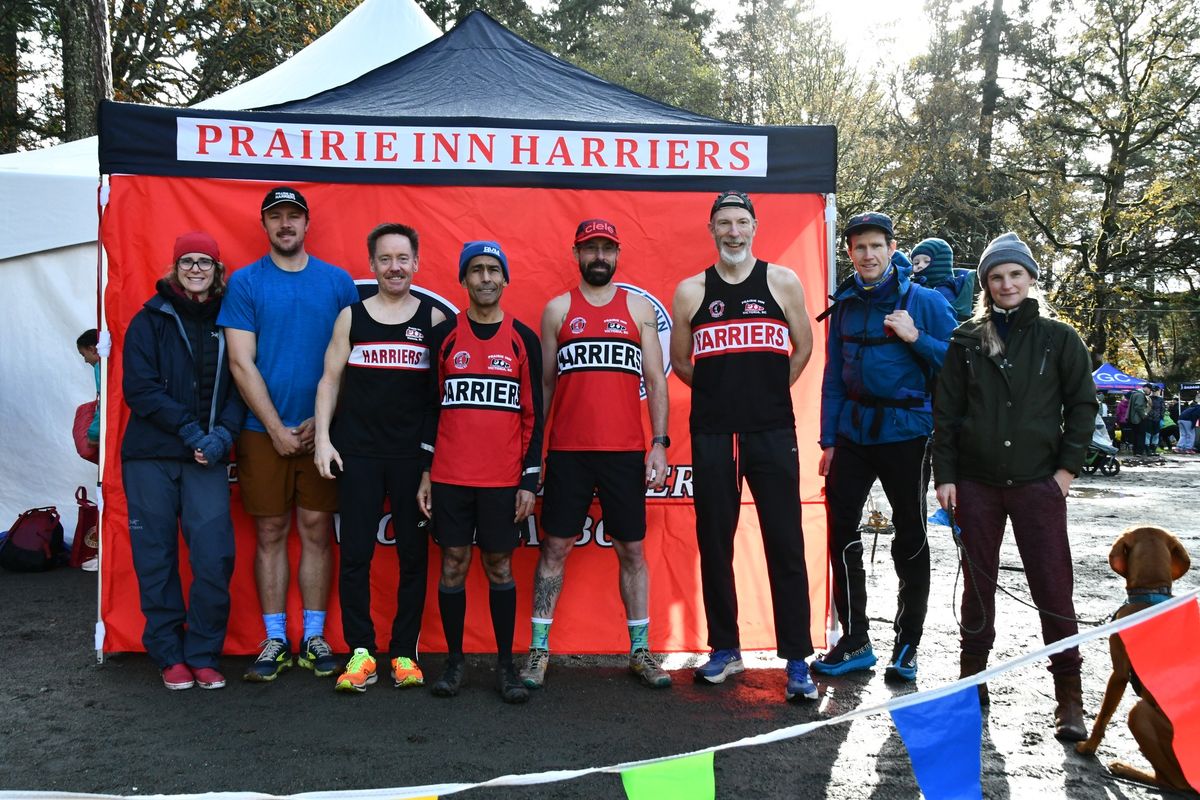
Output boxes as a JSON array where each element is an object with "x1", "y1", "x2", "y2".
[{"x1": 1075, "y1": 526, "x2": 1193, "y2": 792}]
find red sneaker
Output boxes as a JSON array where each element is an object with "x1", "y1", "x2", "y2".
[
  {"x1": 161, "y1": 663, "x2": 194, "y2": 690},
  {"x1": 191, "y1": 666, "x2": 226, "y2": 689}
]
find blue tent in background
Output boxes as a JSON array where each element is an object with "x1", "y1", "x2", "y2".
[{"x1": 1093, "y1": 363, "x2": 1160, "y2": 392}]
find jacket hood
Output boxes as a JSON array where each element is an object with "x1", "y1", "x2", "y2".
[{"x1": 149, "y1": 278, "x2": 220, "y2": 320}]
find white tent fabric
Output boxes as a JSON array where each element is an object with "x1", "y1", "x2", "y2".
[
  {"x1": 0, "y1": 0, "x2": 439, "y2": 535},
  {"x1": 0, "y1": 0, "x2": 441, "y2": 261}
]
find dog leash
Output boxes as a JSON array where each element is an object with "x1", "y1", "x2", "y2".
[{"x1": 948, "y1": 507, "x2": 1108, "y2": 629}]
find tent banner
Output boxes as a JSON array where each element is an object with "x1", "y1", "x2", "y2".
[
  {"x1": 1093, "y1": 362, "x2": 1147, "y2": 392},
  {"x1": 98, "y1": 102, "x2": 836, "y2": 193},
  {"x1": 98, "y1": 176, "x2": 830, "y2": 655}
]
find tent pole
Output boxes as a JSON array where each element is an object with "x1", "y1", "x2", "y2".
[
  {"x1": 822, "y1": 192, "x2": 840, "y2": 649},
  {"x1": 95, "y1": 177, "x2": 109, "y2": 665}
]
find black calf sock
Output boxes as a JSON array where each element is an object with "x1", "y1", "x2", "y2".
[
  {"x1": 489, "y1": 581, "x2": 517, "y2": 666},
  {"x1": 439, "y1": 584, "x2": 466, "y2": 663}
]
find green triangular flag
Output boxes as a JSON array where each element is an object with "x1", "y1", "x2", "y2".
[{"x1": 621, "y1": 753, "x2": 715, "y2": 800}]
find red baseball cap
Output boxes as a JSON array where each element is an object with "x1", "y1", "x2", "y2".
[{"x1": 574, "y1": 218, "x2": 620, "y2": 246}]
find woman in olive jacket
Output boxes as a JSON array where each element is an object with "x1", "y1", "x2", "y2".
[{"x1": 931, "y1": 232, "x2": 1097, "y2": 740}]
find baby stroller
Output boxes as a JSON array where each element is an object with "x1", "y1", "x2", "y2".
[
  {"x1": 1082, "y1": 410, "x2": 1121, "y2": 476},
  {"x1": 1081, "y1": 439, "x2": 1121, "y2": 476}
]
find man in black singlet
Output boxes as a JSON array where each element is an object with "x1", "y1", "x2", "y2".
[
  {"x1": 314, "y1": 223, "x2": 446, "y2": 693},
  {"x1": 669, "y1": 190, "x2": 819, "y2": 702}
]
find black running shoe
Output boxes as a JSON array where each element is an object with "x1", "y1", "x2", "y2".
[
  {"x1": 431, "y1": 659, "x2": 467, "y2": 697},
  {"x1": 497, "y1": 662, "x2": 529, "y2": 704},
  {"x1": 884, "y1": 642, "x2": 918, "y2": 683}
]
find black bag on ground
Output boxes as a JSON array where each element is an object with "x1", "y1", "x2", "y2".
[{"x1": 0, "y1": 506, "x2": 65, "y2": 572}]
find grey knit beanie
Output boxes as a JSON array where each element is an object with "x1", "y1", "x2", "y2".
[{"x1": 978, "y1": 232, "x2": 1039, "y2": 281}]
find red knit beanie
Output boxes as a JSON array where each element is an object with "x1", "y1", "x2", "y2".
[{"x1": 173, "y1": 231, "x2": 220, "y2": 263}]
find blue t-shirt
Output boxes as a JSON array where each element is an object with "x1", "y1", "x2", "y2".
[{"x1": 217, "y1": 254, "x2": 357, "y2": 432}]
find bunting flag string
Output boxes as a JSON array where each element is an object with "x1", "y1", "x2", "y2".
[{"x1": 3, "y1": 591, "x2": 1195, "y2": 800}]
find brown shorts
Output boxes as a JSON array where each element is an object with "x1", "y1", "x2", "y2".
[{"x1": 235, "y1": 430, "x2": 338, "y2": 516}]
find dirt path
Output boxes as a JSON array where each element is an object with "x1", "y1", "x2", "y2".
[{"x1": 1, "y1": 456, "x2": 1196, "y2": 799}]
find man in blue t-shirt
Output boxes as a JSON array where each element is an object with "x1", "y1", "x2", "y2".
[{"x1": 218, "y1": 186, "x2": 358, "y2": 683}]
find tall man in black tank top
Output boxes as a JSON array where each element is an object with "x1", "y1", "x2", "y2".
[
  {"x1": 314, "y1": 223, "x2": 446, "y2": 693},
  {"x1": 669, "y1": 190, "x2": 819, "y2": 702}
]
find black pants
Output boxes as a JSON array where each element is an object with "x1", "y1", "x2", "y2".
[
  {"x1": 692, "y1": 428, "x2": 813, "y2": 660},
  {"x1": 1131, "y1": 419, "x2": 1150, "y2": 454},
  {"x1": 337, "y1": 454, "x2": 428, "y2": 659},
  {"x1": 825, "y1": 436, "x2": 930, "y2": 648}
]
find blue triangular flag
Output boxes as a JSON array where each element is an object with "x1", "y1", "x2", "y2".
[{"x1": 890, "y1": 685, "x2": 983, "y2": 800}]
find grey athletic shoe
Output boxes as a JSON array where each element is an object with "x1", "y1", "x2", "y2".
[
  {"x1": 520, "y1": 648, "x2": 549, "y2": 689},
  {"x1": 629, "y1": 648, "x2": 672, "y2": 688}
]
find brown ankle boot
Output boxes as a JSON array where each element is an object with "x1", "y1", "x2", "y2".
[
  {"x1": 959, "y1": 652, "x2": 989, "y2": 706},
  {"x1": 1053, "y1": 674, "x2": 1087, "y2": 741}
]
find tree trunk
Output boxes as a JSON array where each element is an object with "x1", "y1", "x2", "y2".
[
  {"x1": 60, "y1": 0, "x2": 112, "y2": 141},
  {"x1": 975, "y1": 0, "x2": 1003, "y2": 165},
  {"x1": 0, "y1": 3, "x2": 20, "y2": 153}
]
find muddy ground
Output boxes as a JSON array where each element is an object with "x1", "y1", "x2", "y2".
[{"x1": 1, "y1": 455, "x2": 1197, "y2": 799}]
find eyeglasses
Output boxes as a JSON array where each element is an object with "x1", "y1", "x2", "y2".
[{"x1": 178, "y1": 257, "x2": 215, "y2": 271}]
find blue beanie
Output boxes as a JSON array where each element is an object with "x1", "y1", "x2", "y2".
[
  {"x1": 978, "y1": 232, "x2": 1038, "y2": 281},
  {"x1": 458, "y1": 240, "x2": 509, "y2": 282},
  {"x1": 910, "y1": 237, "x2": 954, "y2": 287}
]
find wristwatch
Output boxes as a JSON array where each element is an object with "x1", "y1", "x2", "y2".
[{"x1": 651, "y1": 435, "x2": 671, "y2": 448}]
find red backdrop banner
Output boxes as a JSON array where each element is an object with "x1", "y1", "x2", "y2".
[{"x1": 100, "y1": 176, "x2": 830, "y2": 654}]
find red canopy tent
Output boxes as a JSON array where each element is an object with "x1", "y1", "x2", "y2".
[{"x1": 96, "y1": 12, "x2": 837, "y2": 656}]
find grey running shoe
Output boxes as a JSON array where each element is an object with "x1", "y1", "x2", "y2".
[
  {"x1": 520, "y1": 648, "x2": 549, "y2": 689},
  {"x1": 629, "y1": 648, "x2": 672, "y2": 688}
]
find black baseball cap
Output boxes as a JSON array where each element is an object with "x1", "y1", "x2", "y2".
[
  {"x1": 843, "y1": 211, "x2": 894, "y2": 241},
  {"x1": 261, "y1": 186, "x2": 308, "y2": 213},
  {"x1": 710, "y1": 190, "x2": 755, "y2": 219}
]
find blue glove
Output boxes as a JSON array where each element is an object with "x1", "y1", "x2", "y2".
[
  {"x1": 211, "y1": 425, "x2": 234, "y2": 451},
  {"x1": 195, "y1": 432, "x2": 230, "y2": 464},
  {"x1": 178, "y1": 421, "x2": 205, "y2": 450}
]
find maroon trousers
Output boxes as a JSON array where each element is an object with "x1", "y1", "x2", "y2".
[{"x1": 955, "y1": 477, "x2": 1082, "y2": 676}]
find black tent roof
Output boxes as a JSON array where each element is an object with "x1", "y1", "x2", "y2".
[{"x1": 259, "y1": 10, "x2": 723, "y2": 125}]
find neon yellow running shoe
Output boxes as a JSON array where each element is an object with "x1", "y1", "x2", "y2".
[
  {"x1": 391, "y1": 656, "x2": 424, "y2": 688},
  {"x1": 335, "y1": 648, "x2": 377, "y2": 693}
]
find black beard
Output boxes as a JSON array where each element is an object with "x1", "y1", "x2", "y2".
[{"x1": 580, "y1": 261, "x2": 614, "y2": 287}]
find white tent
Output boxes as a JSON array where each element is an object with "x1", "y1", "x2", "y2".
[{"x1": 0, "y1": 0, "x2": 440, "y2": 536}]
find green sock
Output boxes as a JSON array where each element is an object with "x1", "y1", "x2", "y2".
[
  {"x1": 531, "y1": 618, "x2": 553, "y2": 651},
  {"x1": 628, "y1": 618, "x2": 650, "y2": 652}
]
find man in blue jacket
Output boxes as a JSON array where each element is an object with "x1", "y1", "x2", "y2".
[{"x1": 814, "y1": 212, "x2": 957, "y2": 683}]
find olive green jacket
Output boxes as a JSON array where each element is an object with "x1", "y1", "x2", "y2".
[{"x1": 932, "y1": 299, "x2": 1097, "y2": 487}]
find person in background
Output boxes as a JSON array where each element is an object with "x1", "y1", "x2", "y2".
[
  {"x1": 1176, "y1": 400, "x2": 1199, "y2": 454},
  {"x1": 77, "y1": 329, "x2": 101, "y2": 447},
  {"x1": 121, "y1": 231, "x2": 243, "y2": 691},
  {"x1": 909, "y1": 237, "x2": 977, "y2": 323},
  {"x1": 1128, "y1": 384, "x2": 1150, "y2": 456},
  {"x1": 933, "y1": 231, "x2": 1096, "y2": 741}
]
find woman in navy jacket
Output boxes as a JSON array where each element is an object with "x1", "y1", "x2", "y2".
[{"x1": 122, "y1": 231, "x2": 243, "y2": 691}]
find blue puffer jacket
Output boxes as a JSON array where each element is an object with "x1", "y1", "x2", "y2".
[
  {"x1": 820, "y1": 265, "x2": 957, "y2": 446},
  {"x1": 121, "y1": 287, "x2": 244, "y2": 462}
]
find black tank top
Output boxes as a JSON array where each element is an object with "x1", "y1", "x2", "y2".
[
  {"x1": 689, "y1": 259, "x2": 794, "y2": 433},
  {"x1": 332, "y1": 300, "x2": 435, "y2": 457}
]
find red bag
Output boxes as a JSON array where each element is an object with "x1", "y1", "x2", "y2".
[
  {"x1": 0, "y1": 507, "x2": 64, "y2": 572},
  {"x1": 70, "y1": 486, "x2": 99, "y2": 570},
  {"x1": 73, "y1": 401, "x2": 99, "y2": 464}
]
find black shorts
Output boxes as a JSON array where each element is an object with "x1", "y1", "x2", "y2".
[
  {"x1": 540, "y1": 450, "x2": 646, "y2": 542},
  {"x1": 430, "y1": 482, "x2": 520, "y2": 552}
]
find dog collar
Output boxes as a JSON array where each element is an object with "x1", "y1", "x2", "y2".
[{"x1": 1126, "y1": 588, "x2": 1173, "y2": 606}]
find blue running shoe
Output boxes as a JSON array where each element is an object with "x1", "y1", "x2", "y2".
[
  {"x1": 810, "y1": 638, "x2": 876, "y2": 676},
  {"x1": 243, "y1": 638, "x2": 293, "y2": 682},
  {"x1": 785, "y1": 659, "x2": 818, "y2": 701},
  {"x1": 693, "y1": 648, "x2": 744, "y2": 684},
  {"x1": 884, "y1": 643, "x2": 918, "y2": 683}
]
